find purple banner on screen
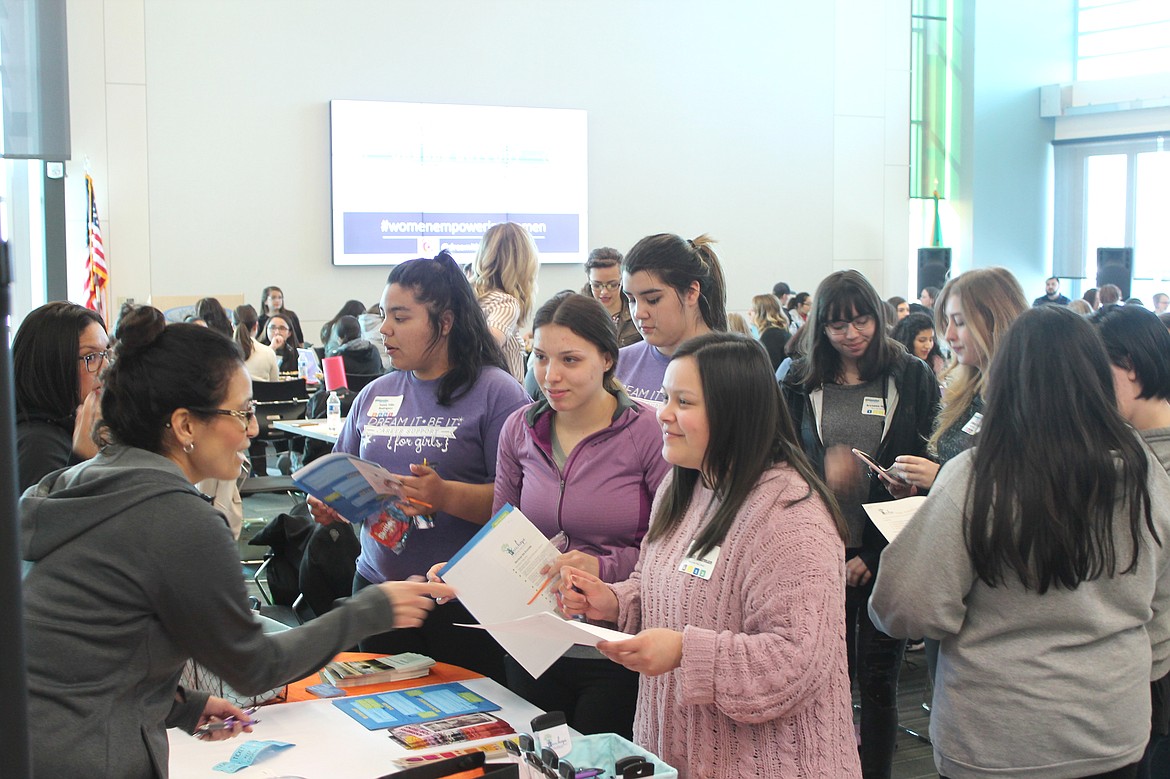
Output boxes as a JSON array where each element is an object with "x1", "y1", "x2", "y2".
[{"x1": 342, "y1": 212, "x2": 580, "y2": 255}]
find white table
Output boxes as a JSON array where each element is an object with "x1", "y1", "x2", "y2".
[
  {"x1": 272, "y1": 419, "x2": 340, "y2": 445},
  {"x1": 168, "y1": 677, "x2": 544, "y2": 778}
]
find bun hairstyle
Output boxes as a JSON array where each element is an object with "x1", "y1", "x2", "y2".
[
  {"x1": 622, "y1": 233, "x2": 727, "y2": 331},
  {"x1": 532, "y1": 291, "x2": 623, "y2": 395},
  {"x1": 100, "y1": 305, "x2": 245, "y2": 454},
  {"x1": 334, "y1": 315, "x2": 361, "y2": 343}
]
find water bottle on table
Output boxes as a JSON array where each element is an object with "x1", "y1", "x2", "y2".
[{"x1": 326, "y1": 390, "x2": 342, "y2": 433}]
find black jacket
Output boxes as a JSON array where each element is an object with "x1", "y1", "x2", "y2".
[{"x1": 781, "y1": 353, "x2": 939, "y2": 571}]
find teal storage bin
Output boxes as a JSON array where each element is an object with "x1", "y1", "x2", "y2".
[{"x1": 561, "y1": 733, "x2": 678, "y2": 777}]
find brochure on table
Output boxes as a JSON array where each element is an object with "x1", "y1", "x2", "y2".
[
  {"x1": 292, "y1": 452, "x2": 405, "y2": 523},
  {"x1": 333, "y1": 682, "x2": 500, "y2": 731},
  {"x1": 439, "y1": 504, "x2": 632, "y2": 678}
]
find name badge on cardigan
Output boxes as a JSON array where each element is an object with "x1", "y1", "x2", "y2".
[
  {"x1": 962, "y1": 412, "x2": 983, "y2": 436},
  {"x1": 862, "y1": 397, "x2": 886, "y2": 416},
  {"x1": 679, "y1": 544, "x2": 721, "y2": 580}
]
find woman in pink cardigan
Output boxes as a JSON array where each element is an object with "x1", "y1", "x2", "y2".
[{"x1": 560, "y1": 332, "x2": 861, "y2": 778}]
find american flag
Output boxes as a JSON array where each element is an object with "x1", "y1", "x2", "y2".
[{"x1": 84, "y1": 172, "x2": 108, "y2": 319}]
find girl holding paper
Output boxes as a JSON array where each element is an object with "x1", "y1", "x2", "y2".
[
  {"x1": 885, "y1": 267, "x2": 1028, "y2": 491},
  {"x1": 779, "y1": 270, "x2": 938, "y2": 779},
  {"x1": 492, "y1": 291, "x2": 670, "y2": 738},
  {"x1": 311, "y1": 251, "x2": 529, "y2": 682},
  {"x1": 869, "y1": 305, "x2": 1170, "y2": 779},
  {"x1": 559, "y1": 332, "x2": 861, "y2": 779}
]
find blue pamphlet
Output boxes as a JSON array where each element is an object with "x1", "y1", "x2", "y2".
[
  {"x1": 332, "y1": 682, "x2": 501, "y2": 731},
  {"x1": 291, "y1": 452, "x2": 406, "y2": 524}
]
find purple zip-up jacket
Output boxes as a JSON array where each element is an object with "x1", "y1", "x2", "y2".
[{"x1": 493, "y1": 394, "x2": 670, "y2": 583}]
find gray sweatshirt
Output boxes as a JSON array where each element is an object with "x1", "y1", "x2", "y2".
[
  {"x1": 21, "y1": 445, "x2": 396, "y2": 779},
  {"x1": 869, "y1": 444, "x2": 1170, "y2": 779}
]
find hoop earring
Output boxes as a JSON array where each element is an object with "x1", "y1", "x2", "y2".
[{"x1": 183, "y1": 441, "x2": 195, "y2": 454}]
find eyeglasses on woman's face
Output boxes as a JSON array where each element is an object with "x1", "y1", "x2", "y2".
[
  {"x1": 267, "y1": 323, "x2": 290, "y2": 333},
  {"x1": 79, "y1": 350, "x2": 110, "y2": 374},
  {"x1": 588, "y1": 280, "x2": 622, "y2": 292},
  {"x1": 192, "y1": 402, "x2": 258, "y2": 430},
  {"x1": 824, "y1": 314, "x2": 875, "y2": 336}
]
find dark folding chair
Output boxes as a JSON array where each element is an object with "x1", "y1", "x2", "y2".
[
  {"x1": 346, "y1": 372, "x2": 382, "y2": 393},
  {"x1": 249, "y1": 378, "x2": 309, "y2": 477}
]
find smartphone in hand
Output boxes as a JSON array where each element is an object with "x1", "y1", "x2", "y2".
[{"x1": 851, "y1": 448, "x2": 908, "y2": 486}]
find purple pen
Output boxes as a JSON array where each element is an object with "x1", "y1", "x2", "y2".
[{"x1": 195, "y1": 706, "x2": 259, "y2": 735}]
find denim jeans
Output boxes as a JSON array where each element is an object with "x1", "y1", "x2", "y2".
[{"x1": 846, "y1": 573, "x2": 905, "y2": 779}]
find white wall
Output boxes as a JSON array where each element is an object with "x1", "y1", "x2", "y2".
[
  {"x1": 956, "y1": 0, "x2": 1074, "y2": 297},
  {"x1": 65, "y1": 0, "x2": 911, "y2": 335}
]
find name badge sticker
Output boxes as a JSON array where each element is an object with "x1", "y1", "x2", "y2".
[
  {"x1": 862, "y1": 397, "x2": 886, "y2": 417},
  {"x1": 961, "y1": 411, "x2": 983, "y2": 436},
  {"x1": 368, "y1": 395, "x2": 403, "y2": 418},
  {"x1": 678, "y1": 543, "x2": 721, "y2": 580}
]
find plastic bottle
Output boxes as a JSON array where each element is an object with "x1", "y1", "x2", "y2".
[{"x1": 326, "y1": 390, "x2": 342, "y2": 433}]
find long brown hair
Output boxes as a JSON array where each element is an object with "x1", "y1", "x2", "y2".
[
  {"x1": 930, "y1": 267, "x2": 1027, "y2": 451},
  {"x1": 645, "y1": 333, "x2": 846, "y2": 557},
  {"x1": 967, "y1": 306, "x2": 1156, "y2": 592}
]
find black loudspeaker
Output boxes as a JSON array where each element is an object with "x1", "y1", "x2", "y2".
[
  {"x1": 917, "y1": 248, "x2": 952, "y2": 294},
  {"x1": 1096, "y1": 247, "x2": 1133, "y2": 300}
]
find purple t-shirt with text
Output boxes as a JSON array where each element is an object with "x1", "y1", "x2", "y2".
[
  {"x1": 615, "y1": 340, "x2": 670, "y2": 407},
  {"x1": 333, "y1": 367, "x2": 528, "y2": 582}
]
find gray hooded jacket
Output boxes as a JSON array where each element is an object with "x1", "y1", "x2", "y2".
[{"x1": 21, "y1": 445, "x2": 394, "y2": 778}]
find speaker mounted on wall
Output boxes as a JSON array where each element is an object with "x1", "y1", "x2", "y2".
[
  {"x1": 917, "y1": 248, "x2": 951, "y2": 294},
  {"x1": 1096, "y1": 247, "x2": 1133, "y2": 300}
]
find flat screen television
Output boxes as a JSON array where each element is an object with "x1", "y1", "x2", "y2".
[{"x1": 330, "y1": 99, "x2": 588, "y2": 266}]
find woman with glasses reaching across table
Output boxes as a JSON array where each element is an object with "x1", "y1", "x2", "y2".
[
  {"x1": 20, "y1": 304, "x2": 454, "y2": 779},
  {"x1": 14, "y1": 301, "x2": 110, "y2": 491},
  {"x1": 780, "y1": 270, "x2": 939, "y2": 779}
]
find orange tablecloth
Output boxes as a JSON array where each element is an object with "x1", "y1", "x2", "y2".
[{"x1": 283, "y1": 652, "x2": 483, "y2": 703}]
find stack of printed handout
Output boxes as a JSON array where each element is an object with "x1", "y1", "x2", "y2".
[{"x1": 439, "y1": 504, "x2": 631, "y2": 678}]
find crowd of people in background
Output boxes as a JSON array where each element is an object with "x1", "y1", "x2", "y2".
[{"x1": 13, "y1": 222, "x2": 1170, "y2": 779}]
